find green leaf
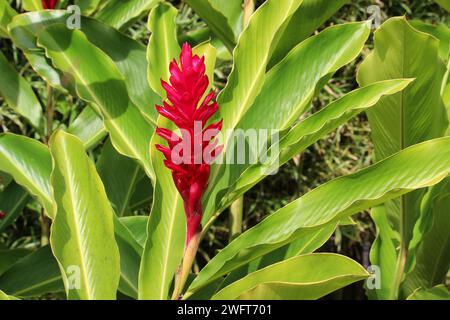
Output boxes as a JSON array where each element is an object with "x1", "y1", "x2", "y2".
[
  {"x1": 206, "y1": 21, "x2": 371, "y2": 221},
  {"x1": 193, "y1": 41, "x2": 217, "y2": 93},
  {"x1": 0, "y1": 0, "x2": 16, "y2": 38},
  {"x1": 75, "y1": 0, "x2": 102, "y2": 15},
  {"x1": 0, "y1": 50, "x2": 44, "y2": 131},
  {"x1": 217, "y1": 0, "x2": 305, "y2": 149},
  {"x1": 407, "y1": 285, "x2": 450, "y2": 300},
  {"x1": 113, "y1": 215, "x2": 143, "y2": 299},
  {"x1": 212, "y1": 253, "x2": 368, "y2": 300},
  {"x1": 120, "y1": 216, "x2": 148, "y2": 247},
  {"x1": 96, "y1": 0, "x2": 160, "y2": 30},
  {"x1": 219, "y1": 80, "x2": 411, "y2": 212},
  {"x1": 138, "y1": 116, "x2": 185, "y2": 300},
  {"x1": 49, "y1": 131, "x2": 120, "y2": 300},
  {"x1": 97, "y1": 139, "x2": 148, "y2": 217},
  {"x1": 0, "y1": 246, "x2": 63, "y2": 297},
  {"x1": 184, "y1": 0, "x2": 237, "y2": 52},
  {"x1": 37, "y1": 25, "x2": 155, "y2": 179},
  {"x1": 0, "y1": 290, "x2": 19, "y2": 300},
  {"x1": 147, "y1": 2, "x2": 180, "y2": 98},
  {"x1": 435, "y1": 0, "x2": 450, "y2": 12},
  {"x1": 410, "y1": 20, "x2": 450, "y2": 62},
  {"x1": 366, "y1": 205, "x2": 398, "y2": 300},
  {"x1": 188, "y1": 137, "x2": 450, "y2": 292},
  {"x1": 357, "y1": 17, "x2": 448, "y2": 248},
  {"x1": 208, "y1": 0, "x2": 243, "y2": 39},
  {"x1": 268, "y1": 0, "x2": 349, "y2": 68},
  {"x1": 0, "y1": 183, "x2": 30, "y2": 233},
  {"x1": 67, "y1": 106, "x2": 107, "y2": 150},
  {"x1": 22, "y1": 0, "x2": 42, "y2": 11},
  {"x1": 9, "y1": 12, "x2": 161, "y2": 124},
  {"x1": 216, "y1": 222, "x2": 339, "y2": 297},
  {"x1": 0, "y1": 249, "x2": 31, "y2": 276},
  {"x1": 401, "y1": 178, "x2": 450, "y2": 297},
  {"x1": 0, "y1": 134, "x2": 53, "y2": 218}
]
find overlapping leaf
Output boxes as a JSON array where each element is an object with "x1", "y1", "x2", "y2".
[
  {"x1": 49, "y1": 131, "x2": 120, "y2": 300},
  {"x1": 188, "y1": 138, "x2": 450, "y2": 292},
  {"x1": 212, "y1": 254, "x2": 368, "y2": 300},
  {"x1": 37, "y1": 25, "x2": 155, "y2": 178}
]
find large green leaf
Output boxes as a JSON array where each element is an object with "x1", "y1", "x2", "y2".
[
  {"x1": 0, "y1": 246, "x2": 63, "y2": 297},
  {"x1": 212, "y1": 254, "x2": 368, "y2": 300},
  {"x1": 406, "y1": 285, "x2": 450, "y2": 300},
  {"x1": 0, "y1": 183, "x2": 30, "y2": 233},
  {"x1": 219, "y1": 80, "x2": 411, "y2": 213},
  {"x1": 217, "y1": 0, "x2": 304, "y2": 149},
  {"x1": 22, "y1": 0, "x2": 42, "y2": 11},
  {"x1": 435, "y1": 0, "x2": 450, "y2": 12},
  {"x1": 75, "y1": 0, "x2": 102, "y2": 15},
  {"x1": 138, "y1": 115, "x2": 185, "y2": 300},
  {"x1": 0, "y1": 133, "x2": 143, "y2": 298},
  {"x1": 0, "y1": 0, "x2": 16, "y2": 38},
  {"x1": 410, "y1": 20, "x2": 450, "y2": 62},
  {"x1": 0, "y1": 51, "x2": 44, "y2": 131},
  {"x1": 184, "y1": 0, "x2": 237, "y2": 52},
  {"x1": 205, "y1": 21, "x2": 371, "y2": 222},
  {"x1": 188, "y1": 137, "x2": 450, "y2": 292},
  {"x1": 366, "y1": 205, "x2": 398, "y2": 300},
  {"x1": 9, "y1": 12, "x2": 161, "y2": 124},
  {"x1": 95, "y1": 0, "x2": 159, "y2": 30},
  {"x1": 0, "y1": 249, "x2": 31, "y2": 276},
  {"x1": 357, "y1": 17, "x2": 449, "y2": 299},
  {"x1": 113, "y1": 215, "x2": 143, "y2": 299},
  {"x1": 214, "y1": 221, "x2": 339, "y2": 298},
  {"x1": 209, "y1": 0, "x2": 243, "y2": 39},
  {"x1": 268, "y1": 0, "x2": 349, "y2": 68},
  {"x1": 97, "y1": 139, "x2": 148, "y2": 217},
  {"x1": 147, "y1": 2, "x2": 180, "y2": 98},
  {"x1": 49, "y1": 131, "x2": 120, "y2": 300},
  {"x1": 120, "y1": 216, "x2": 148, "y2": 247},
  {"x1": 37, "y1": 25, "x2": 155, "y2": 178},
  {"x1": 0, "y1": 290, "x2": 19, "y2": 300},
  {"x1": 0, "y1": 134, "x2": 53, "y2": 218},
  {"x1": 401, "y1": 178, "x2": 450, "y2": 298},
  {"x1": 67, "y1": 106, "x2": 107, "y2": 150}
]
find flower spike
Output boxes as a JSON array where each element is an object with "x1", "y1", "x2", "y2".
[{"x1": 155, "y1": 43, "x2": 223, "y2": 246}]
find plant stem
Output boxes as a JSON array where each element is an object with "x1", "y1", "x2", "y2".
[{"x1": 171, "y1": 231, "x2": 202, "y2": 300}]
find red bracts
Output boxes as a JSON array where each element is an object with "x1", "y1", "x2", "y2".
[
  {"x1": 42, "y1": 0, "x2": 57, "y2": 9},
  {"x1": 155, "y1": 43, "x2": 223, "y2": 246}
]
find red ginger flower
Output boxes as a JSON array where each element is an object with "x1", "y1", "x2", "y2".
[
  {"x1": 155, "y1": 43, "x2": 223, "y2": 246},
  {"x1": 42, "y1": 0, "x2": 57, "y2": 9}
]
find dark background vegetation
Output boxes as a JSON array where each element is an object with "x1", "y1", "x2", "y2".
[{"x1": 0, "y1": 0, "x2": 449, "y2": 299}]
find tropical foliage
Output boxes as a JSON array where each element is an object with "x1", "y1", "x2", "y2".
[{"x1": 0, "y1": 0, "x2": 449, "y2": 300}]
